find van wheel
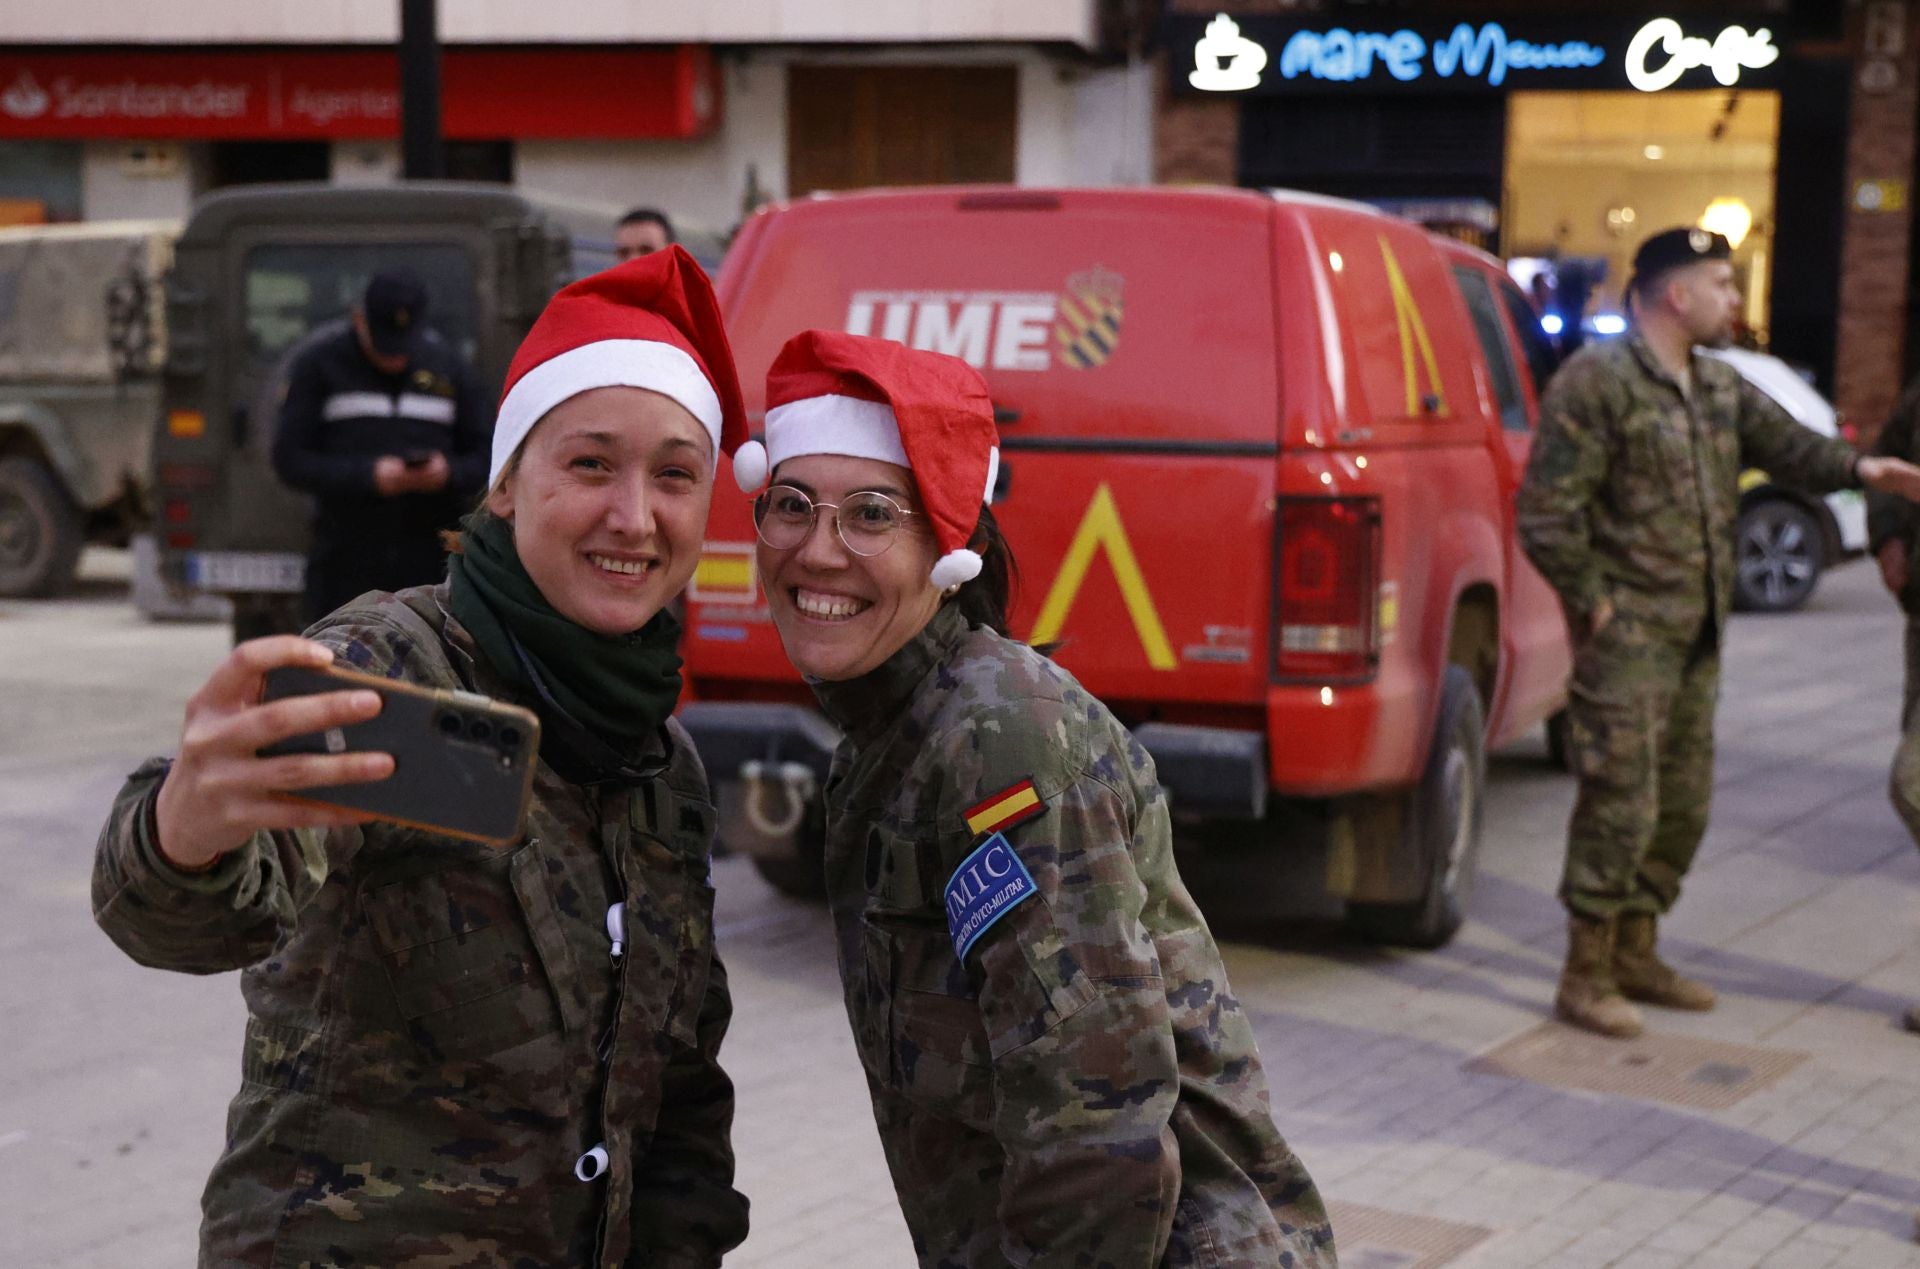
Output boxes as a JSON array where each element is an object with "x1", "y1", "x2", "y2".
[
  {"x1": 750, "y1": 795, "x2": 828, "y2": 901},
  {"x1": 0, "y1": 457, "x2": 84, "y2": 597},
  {"x1": 1347, "y1": 665, "x2": 1486, "y2": 949}
]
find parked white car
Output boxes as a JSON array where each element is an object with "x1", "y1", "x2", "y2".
[{"x1": 1701, "y1": 346, "x2": 1868, "y2": 613}]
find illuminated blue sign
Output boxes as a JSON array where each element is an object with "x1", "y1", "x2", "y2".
[
  {"x1": 1277, "y1": 22, "x2": 1606, "y2": 87},
  {"x1": 1175, "y1": 12, "x2": 1786, "y2": 97}
]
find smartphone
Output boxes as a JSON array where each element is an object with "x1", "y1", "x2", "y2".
[{"x1": 258, "y1": 663, "x2": 541, "y2": 846}]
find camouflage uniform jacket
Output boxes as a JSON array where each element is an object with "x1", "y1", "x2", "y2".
[
  {"x1": 1518, "y1": 332, "x2": 1859, "y2": 640},
  {"x1": 813, "y1": 603, "x2": 1335, "y2": 1269},
  {"x1": 91, "y1": 583, "x2": 747, "y2": 1269},
  {"x1": 1869, "y1": 378, "x2": 1920, "y2": 614}
]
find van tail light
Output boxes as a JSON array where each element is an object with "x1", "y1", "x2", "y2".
[{"x1": 1274, "y1": 496, "x2": 1381, "y2": 680}]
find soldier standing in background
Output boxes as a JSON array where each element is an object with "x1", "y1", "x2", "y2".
[
  {"x1": 272, "y1": 269, "x2": 490, "y2": 625},
  {"x1": 1517, "y1": 226, "x2": 1920, "y2": 1040},
  {"x1": 1866, "y1": 378, "x2": 1920, "y2": 1037}
]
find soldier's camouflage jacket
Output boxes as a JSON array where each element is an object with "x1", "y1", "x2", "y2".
[
  {"x1": 813, "y1": 603, "x2": 1335, "y2": 1269},
  {"x1": 92, "y1": 583, "x2": 747, "y2": 1269},
  {"x1": 1870, "y1": 378, "x2": 1920, "y2": 615},
  {"x1": 1518, "y1": 333, "x2": 1859, "y2": 640}
]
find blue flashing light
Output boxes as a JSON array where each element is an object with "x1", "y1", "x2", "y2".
[
  {"x1": 1540, "y1": 313, "x2": 1565, "y2": 336},
  {"x1": 1592, "y1": 313, "x2": 1628, "y2": 336}
]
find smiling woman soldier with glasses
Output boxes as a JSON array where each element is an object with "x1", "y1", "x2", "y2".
[{"x1": 727, "y1": 328, "x2": 1336, "y2": 1269}]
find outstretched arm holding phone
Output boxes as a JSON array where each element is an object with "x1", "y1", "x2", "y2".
[{"x1": 93, "y1": 634, "x2": 397, "y2": 974}]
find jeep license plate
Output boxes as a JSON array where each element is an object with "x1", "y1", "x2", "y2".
[{"x1": 186, "y1": 551, "x2": 305, "y2": 594}]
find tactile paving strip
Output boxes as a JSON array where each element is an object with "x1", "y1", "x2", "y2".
[
  {"x1": 1466, "y1": 1022, "x2": 1809, "y2": 1110},
  {"x1": 1325, "y1": 1201, "x2": 1492, "y2": 1269}
]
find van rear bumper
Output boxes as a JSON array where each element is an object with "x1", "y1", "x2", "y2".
[
  {"x1": 1266, "y1": 667, "x2": 1427, "y2": 797},
  {"x1": 678, "y1": 703, "x2": 1271, "y2": 821}
]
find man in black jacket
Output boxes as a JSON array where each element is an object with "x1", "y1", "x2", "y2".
[{"x1": 272, "y1": 269, "x2": 490, "y2": 623}]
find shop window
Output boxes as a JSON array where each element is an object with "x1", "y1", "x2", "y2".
[
  {"x1": 1453, "y1": 266, "x2": 1528, "y2": 432},
  {"x1": 1503, "y1": 90, "x2": 1778, "y2": 340},
  {"x1": 1238, "y1": 95, "x2": 1504, "y2": 205},
  {"x1": 447, "y1": 141, "x2": 513, "y2": 184},
  {"x1": 210, "y1": 141, "x2": 331, "y2": 188},
  {"x1": 787, "y1": 65, "x2": 1016, "y2": 195},
  {"x1": 0, "y1": 141, "x2": 83, "y2": 223}
]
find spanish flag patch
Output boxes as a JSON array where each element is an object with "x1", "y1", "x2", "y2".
[{"x1": 963, "y1": 778, "x2": 1044, "y2": 838}]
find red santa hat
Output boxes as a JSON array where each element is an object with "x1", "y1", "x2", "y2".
[
  {"x1": 737, "y1": 329, "x2": 999, "y2": 590},
  {"x1": 490, "y1": 244, "x2": 746, "y2": 487}
]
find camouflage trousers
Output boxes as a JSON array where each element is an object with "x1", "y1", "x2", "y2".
[
  {"x1": 1560, "y1": 613, "x2": 1721, "y2": 919},
  {"x1": 1888, "y1": 619, "x2": 1920, "y2": 845}
]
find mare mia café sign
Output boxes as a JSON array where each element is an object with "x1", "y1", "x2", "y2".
[{"x1": 1171, "y1": 14, "x2": 1783, "y2": 95}]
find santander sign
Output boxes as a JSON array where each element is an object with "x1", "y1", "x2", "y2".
[{"x1": 1625, "y1": 18, "x2": 1779, "y2": 93}]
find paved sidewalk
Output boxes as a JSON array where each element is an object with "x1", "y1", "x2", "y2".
[
  {"x1": 3, "y1": 555, "x2": 1917, "y2": 1267},
  {"x1": 716, "y1": 560, "x2": 1920, "y2": 1269}
]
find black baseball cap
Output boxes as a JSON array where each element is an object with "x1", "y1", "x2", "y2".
[
  {"x1": 1630, "y1": 227, "x2": 1732, "y2": 291},
  {"x1": 361, "y1": 269, "x2": 429, "y2": 358}
]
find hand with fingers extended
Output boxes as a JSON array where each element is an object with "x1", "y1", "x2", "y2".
[{"x1": 154, "y1": 636, "x2": 396, "y2": 870}]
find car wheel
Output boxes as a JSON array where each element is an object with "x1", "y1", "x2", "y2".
[
  {"x1": 1735, "y1": 499, "x2": 1823, "y2": 612},
  {"x1": 0, "y1": 457, "x2": 84, "y2": 598},
  {"x1": 1347, "y1": 665, "x2": 1487, "y2": 949}
]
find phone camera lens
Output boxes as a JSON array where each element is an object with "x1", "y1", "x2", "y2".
[
  {"x1": 435, "y1": 712, "x2": 462, "y2": 737},
  {"x1": 497, "y1": 725, "x2": 521, "y2": 750},
  {"x1": 467, "y1": 717, "x2": 494, "y2": 743}
]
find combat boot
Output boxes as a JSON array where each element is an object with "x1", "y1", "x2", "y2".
[
  {"x1": 1614, "y1": 912, "x2": 1716, "y2": 1011},
  {"x1": 1555, "y1": 915, "x2": 1644, "y2": 1039}
]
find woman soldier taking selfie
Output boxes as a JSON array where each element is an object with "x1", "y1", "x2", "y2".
[
  {"x1": 733, "y1": 329, "x2": 1336, "y2": 1268},
  {"x1": 91, "y1": 248, "x2": 750, "y2": 1267}
]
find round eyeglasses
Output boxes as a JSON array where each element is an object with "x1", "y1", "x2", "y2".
[{"x1": 752, "y1": 485, "x2": 920, "y2": 557}]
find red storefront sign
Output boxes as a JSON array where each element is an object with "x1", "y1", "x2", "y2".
[{"x1": 0, "y1": 47, "x2": 720, "y2": 140}]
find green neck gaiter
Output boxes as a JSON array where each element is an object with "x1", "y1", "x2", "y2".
[{"x1": 448, "y1": 511, "x2": 683, "y2": 781}]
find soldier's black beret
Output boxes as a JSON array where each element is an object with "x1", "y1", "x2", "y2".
[{"x1": 1631, "y1": 227, "x2": 1732, "y2": 285}]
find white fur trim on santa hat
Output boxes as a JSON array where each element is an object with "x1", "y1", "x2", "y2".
[
  {"x1": 762, "y1": 394, "x2": 909, "y2": 472},
  {"x1": 930, "y1": 549, "x2": 983, "y2": 590},
  {"x1": 491, "y1": 339, "x2": 723, "y2": 486},
  {"x1": 983, "y1": 446, "x2": 1000, "y2": 506}
]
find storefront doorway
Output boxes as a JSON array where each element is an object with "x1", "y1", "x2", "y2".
[{"x1": 1503, "y1": 89, "x2": 1780, "y2": 343}]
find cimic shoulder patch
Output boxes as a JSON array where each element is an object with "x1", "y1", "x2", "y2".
[{"x1": 944, "y1": 831, "x2": 1037, "y2": 962}]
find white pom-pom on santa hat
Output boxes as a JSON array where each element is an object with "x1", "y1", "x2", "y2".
[
  {"x1": 760, "y1": 331, "x2": 1000, "y2": 589},
  {"x1": 929, "y1": 549, "x2": 983, "y2": 590},
  {"x1": 731, "y1": 439, "x2": 769, "y2": 492}
]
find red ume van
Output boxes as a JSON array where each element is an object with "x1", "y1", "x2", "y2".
[{"x1": 682, "y1": 186, "x2": 1571, "y2": 947}]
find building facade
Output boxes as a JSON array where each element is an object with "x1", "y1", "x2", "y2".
[
  {"x1": 0, "y1": 1, "x2": 1154, "y2": 238},
  {"x1": 1156, "y1": 0, "x2": 1916, "y2": 433}
]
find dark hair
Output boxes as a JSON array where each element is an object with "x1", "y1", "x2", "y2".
[
  {"x1": 618, "y1": 207, "x2": 676, "y2": 243},
  {"x1": 953, "y1": 504, "x2": 1016, "y2": 636}
]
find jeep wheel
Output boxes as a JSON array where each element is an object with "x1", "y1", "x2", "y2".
[
  {"x1": 1734, "y1": 499, "x2": 1823, "y2": 613},
  {"x1": 1347, "y1": 665, "x2": 1486, "y2": 949},
  {"x1": 0, "y1": 457, "x2": 84, "y2": 598}
]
